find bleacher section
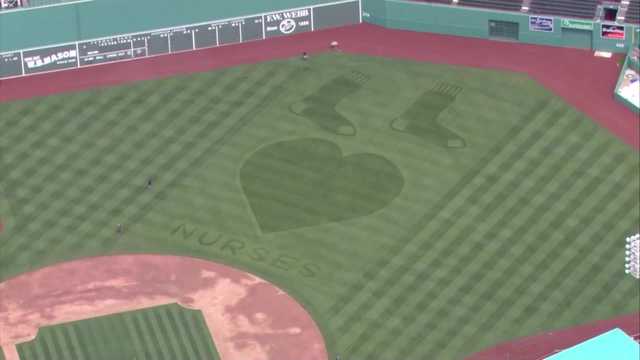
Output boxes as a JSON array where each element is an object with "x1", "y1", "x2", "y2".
[
  {"x1": 458, "y1": 0, "x2": 523, "y2": 12},
  {"x1": 529, "y1": 0, "x2": 599, "y2": 19},
  {"x1": 626, "y1": 0, "x2": 640, "y2": 24}
]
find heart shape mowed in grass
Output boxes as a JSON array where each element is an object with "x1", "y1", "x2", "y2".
[{"x1": 240, "y1": 138, "x2": 404, "y2": 233}]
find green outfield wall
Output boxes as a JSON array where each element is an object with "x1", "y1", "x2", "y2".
[
  {"x1": 362, "y1": 0, "x2": 639, "y2": 53},
  {"x1": 0, "y1": 0, "x2": 352, "y2": 53},
  {"x1": 0, "y1": 0, "x2": 361, "y2": 79}
]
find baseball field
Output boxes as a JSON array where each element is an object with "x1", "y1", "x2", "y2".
[{"x1": 0, "y1": 48, "x2": 638, "y2": 359}]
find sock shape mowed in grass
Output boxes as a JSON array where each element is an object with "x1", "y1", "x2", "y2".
[
  {"x1": 391, "y1": 82, "x2": 466, "y2": 148},
  {"x1": 15, "y1": 304, "x2": 219, "y2": 360},
  {"x1": 290, "y1": 70, "x2": 369, "y2": 136}
]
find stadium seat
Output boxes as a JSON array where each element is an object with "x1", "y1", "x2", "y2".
[
  {"x1": 529, "y1": 0, "x2": 599, "y2": 19},
  {"x1": 626, "y1": 0, "x2": 640, "y2": 24},
  {"x1": 458, "y1": 0, "x2": 523, "y2": 12}
]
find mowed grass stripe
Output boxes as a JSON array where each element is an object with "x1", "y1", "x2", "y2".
[
  {"x1": 548, "y1": 191, "x2": 639, "y2": 318},
  {"x1": 12, "y1": 88, "x2": 164, "y2": 202},
  {"x1": 80, "y1": 318, "x2": 109, "y2": 357},
  {"x1": 362, "y1": 109, "x2": 598, "y2": 358},
  {"x1": 123, "y1": 313, "x2": 151, "y2": 360},
  {"x1": 520, "y1": 183, "x2": 636, "y2": 320},
  {"x1": 2, "y1": 94, "x2": 107, "y2": 226},
  {"x1": 139, "y1": 310, "x2": 171, "y2": 360},
  {"x1": 142, "y1": 309, "x2": 174, "y2": 359},
  {"x1": 351, "y1": 104, "x2": 576, "y2": 356},
  {"x1": 335, "y1": 100, "x2": 564, "y2": 343},
  {"x1": 513, "y1": 165, "x2": 636, "y2": 324},
  {"x1": 439, "y1": 137, "x2": 618, "y2": 351},
  {"x1": 4, "y1": 91, "x2": 126, "y2": 197},
  {"x1": 121, "y1": 67, "x2": 302, "y2": 238},
  {"x1": 168, "y1": 307, "x2": 206, "y2": 360},
  {"x1": 32, "y1": 341, "x2": 49, "y2": 360},
  {"x1": 148, "y1": 308, "x2": 181, "y2": 359},
  {"x1": 328, "y1": 97, "x2": 552, "y2": 317},
  {"x1": 10, "y1": 92, "x2": 119, "y2": 163},
  {"x1": 5, "y1": 75, "x2": 218, "y2": 226},
  {"x1": 3, "y1": 93, "x2": 91, "y2": 158},
  {"x1": 400, "y1": 114, "x2": 602, "y2": 352},
  {"x1": 335, "y1": 115, "x2": 563, "y2": 349},
  {"x1": 2, "y1": 68, "x2": 265, "y2": 269},
  {"x1": 2, "y1": 86, "x2": 163, "y2": 241},
  {"x1": 80, "y1": 66, "x2": 285, "y2": 243},
  {"x1": 189, "y1": 310, "x2": 219, "y2": 359},
  {"x1": 99, "y1": 316, "x2": 129, "y2": 359},
  {"x1": 15, "y1": 343, "x2": 31, "y2": 360},
  {"x1": 158, "y1": 306, "x2": 195, "y2": 359},
  {"x1": 52, "y1": 327, "x2": 77, "y2": 360},
  {"x1": 63, "y1": 325, "x2": 86, "y2": 360},
  {"x1": 558, "y1": 188, "x2": 639, "y2": 315},
  {"x1": 39, "y1": 329, "x2": 62, "y2": 359},
  {"x1": 29, "y1": 334, "x2": 48, "y2": 359},
  {"x1": 123, "y1": 67, "x2": 286, "y2": 211},
  {"x1": 176, "y1": 308, "x2": 215, "y2": 360},
  {"x1": 4, "y1": 75, "x2": 222, "y2": 235},
  {"x1": 130, "y1": 311, "x2": 161, "y2": 359},
  {"x1": 612, "y1": 265, "x2": 640, "y2": 309},
  {"x1": 426, "y1": 147, "x2": 634, "y2": 357}
]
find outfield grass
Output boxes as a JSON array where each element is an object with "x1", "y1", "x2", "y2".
[
  {"x1": 0, "y1": 53, "x2": 638, "y2": 359},
  {"x1": 15, "y1": 304, "x2": 218, "y2": 360}
]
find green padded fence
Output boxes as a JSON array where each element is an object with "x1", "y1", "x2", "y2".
[{"x1": 361, "y1": 0, "x2": 639, "y2": 52}]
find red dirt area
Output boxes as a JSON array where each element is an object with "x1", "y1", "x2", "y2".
[
  {"x1": 466, "y1": 312, "x2": 640, "y2": 359},
  {"x1": 0, "y1": 255, "x2": 327, "y2": 360},
  {"x1": 0, "y1": 23, "x2": 637, "y2": 150}
]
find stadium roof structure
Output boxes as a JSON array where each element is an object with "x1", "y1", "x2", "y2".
[{"x1": 545, "y1": 328, "x2": 640, "y2": 360}]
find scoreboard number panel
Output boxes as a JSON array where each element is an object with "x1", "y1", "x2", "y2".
[
  {"x1": 242, "y1": 16, "x2": 264, "y2": 42},
  {"x1": 217, "y1": 22, "x2": 242, "y2": 45},
  {"x1": 147, "y1": 32, "x2": 170, "y2": 56},
  {"x1": 169, "y1": 29, "x2": 195, "y2": 53},
  {"x1": 78, "y1": 37, "x2": 134, "y2": 66},
  {"x1": 191, "y1": 24, "x2": 218, "y2": 49},
  {"x1": 0, "y1": 52, "x2": 22, "y2": 79}
]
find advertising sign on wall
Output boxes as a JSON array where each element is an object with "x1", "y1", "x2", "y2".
[
  {"x1": 22, "y1": 44, "x2": 78, "y2": 75},
  {"x1": 264, "y1": 8, "x2": 312, "y2": 38},
  {"x1": 601, "y1": 24, "x2": 625, "y2": 39},
  {"x1": 560, "y1": 19, "x2": 593, "y2": 31},
  {"x1": 529, "y1": 16, "x2": 554, "y2": 32}
]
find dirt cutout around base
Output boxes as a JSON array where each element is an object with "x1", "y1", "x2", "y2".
[{"x1": 0, "y1": 255, "x2": 327, "y2": 360}]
